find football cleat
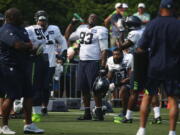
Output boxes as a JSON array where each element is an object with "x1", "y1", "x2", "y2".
[
  {"x1": 1, "y1": 125, "x2": 16, "y2": 134},
  {"x1": 114, "y1": 115, "x2": 124, "y2": 124},
  {"x1": 24, "y1": 123, "x2": 44, "y2": 134},
  {"x1": 92, "y1": 108, "x2": 104, "y2": 121},
  {"x1": 32, "y1": 114, "x2": 42, "y2": 122},
  {"x1": 151, "y1": 117, "x2": 162, "y2": 124},
  {"x1": 121, "y1": 117, "x2": 133, "y2": 123}
]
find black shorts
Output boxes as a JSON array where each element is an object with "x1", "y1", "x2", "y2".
[
  {"x1": 0, "y1": 63, "x2": 33, "y2": 99},
  {"x1": 130, "y1": 71, "x2": 145, "y2": 92},
  {"x1": 145, "y1": 78, "x2": 180, "y2": 96},
  {"x1": 131, "y1": 52, "x2": 148, "y2": 92},
  {"x1": 77, "y1": 60, "x2": 99, "y2": 93}
]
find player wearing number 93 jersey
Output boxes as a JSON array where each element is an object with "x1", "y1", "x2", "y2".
[
  {"x1": 69, "y1": 23, "x2": 108, "y2": 60},
  {"x1": 66, "y1": 13, "x2": 108, "y2": 121}
]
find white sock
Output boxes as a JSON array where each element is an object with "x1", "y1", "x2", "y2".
[
  {"x1": 136, "y1": 127, "x2": 146, "y2": 135},
  {"x1": 168, "y1": 131, "x2": 176, "y2": 135},
  {"x1": 32, "y1": 106, "x2": 42, "y2": 114},
  {"x1": 125, "y1": 109, "x2": 133, "y2": 119},
  {"x1": 153, "y1": 106, "x2": 160, "y2": 118}
]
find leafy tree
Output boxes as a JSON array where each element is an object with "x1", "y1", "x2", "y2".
[{"x1": 0, "y1": 0, "x2": 179, "y2": 33}]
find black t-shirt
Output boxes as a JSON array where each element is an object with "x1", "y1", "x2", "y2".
[
  {"x1": 138, "y1": 16, "x2": 180, "y2": 80},
  {"x1": 0, "y1": 23, "x2": 30, "y2": 68}
]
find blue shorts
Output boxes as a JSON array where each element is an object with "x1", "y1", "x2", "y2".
[
  {"x1": 77, "y1": 60, "x2": 99, "y2": 93},
  {"x1": 0, "y1": 63, "x2": 33, "y2": 99},
  {"x1": 145, "y1": 78, "x2": 180, "y2": 96}
]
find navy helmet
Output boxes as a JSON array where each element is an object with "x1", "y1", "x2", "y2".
[
  {"x1": 124, "y1": 16, "x2": 142, "y2": 30},
  {"x1": 92, "y1": 69, "x2": 109, "y2": 97},
  {"x1": 34, "y1": 10, "x2": 48, "y2": 22}
]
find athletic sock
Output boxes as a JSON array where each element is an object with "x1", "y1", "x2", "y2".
[
  {"x1": 168, "y1": 131, "x2": 176, "y2": 135},
  {"x1": 136, "y1": 127, "x2": 146, "y2": 135},
  {"x1": 32, "y1": 106, "x2": 42, "y2": 115},
  {"x1": 125, "y1": 109, "x2": 133, "y2": 119},
  {"x1": 153, "y1": 106, "x2": 160, "y2": 118}
]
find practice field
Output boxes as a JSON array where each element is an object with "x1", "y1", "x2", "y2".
[{"x1": 9, "y1": 108, "x2": 180, "y2": 135}]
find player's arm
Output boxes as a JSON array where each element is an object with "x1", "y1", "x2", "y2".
[
  {"x1": 1, "y1": 30, "x2": 33, "y2": 51},
  {"x1": 14, "y1": 41, "x2": 33, "y2": 51},
  {"x1": 120, "y1": 39, "x2": 134, "y2": 50},
  {"x1": 99, "y1": 38, "x2": 108, "y2": 67},
  {"x1": 65, "y1": 18, "x2": 79, "y2": 40},
  {"x1": 136, "y1": 27, "x2": 150, "y2": 53},
  {"x1": 99, "y1": 28, "x2": 109, "y2": 67},
  {"x1": 104, "y1": 15, "x2": 112, "y2": 28},
  {"x1": 120, "y1": 68, "x2": 131, "y2": 84}
]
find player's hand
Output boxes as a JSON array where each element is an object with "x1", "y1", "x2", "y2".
[
  {"x1": 71, "y1": 17, "x2": 79, "y2": 25},
  {"x1": 46, "y1": 39, "x2": 55, "y2": 45},
  {"x1": 36, "y1": 44, "x2": 44, "y2": 56}
]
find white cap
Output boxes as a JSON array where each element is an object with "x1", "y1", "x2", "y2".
[
  {"x1": 115, "y1": 3, "x2": 122, "y2": 9},
  {"x1": 138, "y1": 3, "x2": 146, "y2": 8},
  {"x1": 123, "y1": 3, "x2": 128, "y2": 8}
]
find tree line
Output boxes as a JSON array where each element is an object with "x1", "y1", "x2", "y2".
[{"x1": 0, "y1": 0, "x2": 179, "y2": 33}]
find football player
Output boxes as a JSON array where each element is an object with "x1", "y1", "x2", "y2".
[
  {"x1": 136, "y1": 0, "x2": 180, "y2": 134},
  {"x1": 106, "y1": 48, "x2": 133, "y2": 123},
  {"x1": 0, "y1": 8, "x2": 44, "y2": 134},
  {"x1": 65, "y1": 13, "x2": 108, "y2": 121},
  {"x1": 26, "y1": 10, "x2": 67, "y2": 122},
  {"x1": 120, "y1": 16, "x2": 161, "y2": 124}
]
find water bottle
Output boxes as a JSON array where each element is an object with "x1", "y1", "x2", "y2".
[{"x1": 73, "y1": 13, "x2": 84, "y2": 23}]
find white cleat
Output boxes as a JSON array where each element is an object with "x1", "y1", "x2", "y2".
[
  {"x1": 1, "y1": 125, "x2": 16, "y2": 134},
  {"x1": 24, "y1": 123, "x2": 44, "y2": 134}
]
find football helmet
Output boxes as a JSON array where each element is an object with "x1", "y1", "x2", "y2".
[
  {"x1": 13, "y1": 99, "x2": 23, "y2": 113},
  {"x1": 92, "y1": 75, "x2": 109, "y2": 98},
  {"x1": 124, "y1": 16, "x2": 142, "y2": 30},
  {"x1": 34, "y1": 10, "x2": 48, "y2": 22}
]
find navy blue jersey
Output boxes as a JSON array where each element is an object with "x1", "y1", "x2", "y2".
[
  {"x1": 138, "y1": 16, "x2": 180, "y2": 80},
  {"x1": 0, "y1": 24, "x2": 30, "y2": 67}
]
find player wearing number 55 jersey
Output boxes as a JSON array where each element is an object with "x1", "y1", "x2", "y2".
[{"x1": 65, "y1": 13, "x2": 108, "y2": 121}]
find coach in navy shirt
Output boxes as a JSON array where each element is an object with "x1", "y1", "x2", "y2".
[
  {"x1": 136, "y1": 0, "x2": 180, "y2": 135},
  {"x1": 0, "y1": 8, "x2": 44, "y2": 134}
]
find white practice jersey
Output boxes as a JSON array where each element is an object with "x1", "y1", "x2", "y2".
[
  {"x1": 127, "y1": 27, "x2": 145, "y2": 52},
  {"x1": 69, "y1": 24, "x2": 108, "y2": 60},
  {"x1": 107, "y1": 53, "x2": 133, "y2": 72},
  {"x1": 25, "y1": 25, "x2": 46, "y2": 49},
  {"x1": 43, "y1": 25, "x2": 67, "y2": 67}
]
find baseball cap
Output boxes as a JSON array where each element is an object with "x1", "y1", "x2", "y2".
[
  {"x1": 38, "y1": 16, "x2": 47, "y2": 21},
  {"x1": 123, "y1": 3, "x2": 128, "y2": 9},
  {"x1": 138, "y1": 3, "x2": 146, "y2": 8},
  {"x1": 160, "y1": 0, "x2": 174, "y2": 9},
  {"x1": 115, "y1": 3, "x2": 123, "y2": 9}
]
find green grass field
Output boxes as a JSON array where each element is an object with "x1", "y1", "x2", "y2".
[{"x1": 8, "y1": 108, "x2": 180, "y2": 135}]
